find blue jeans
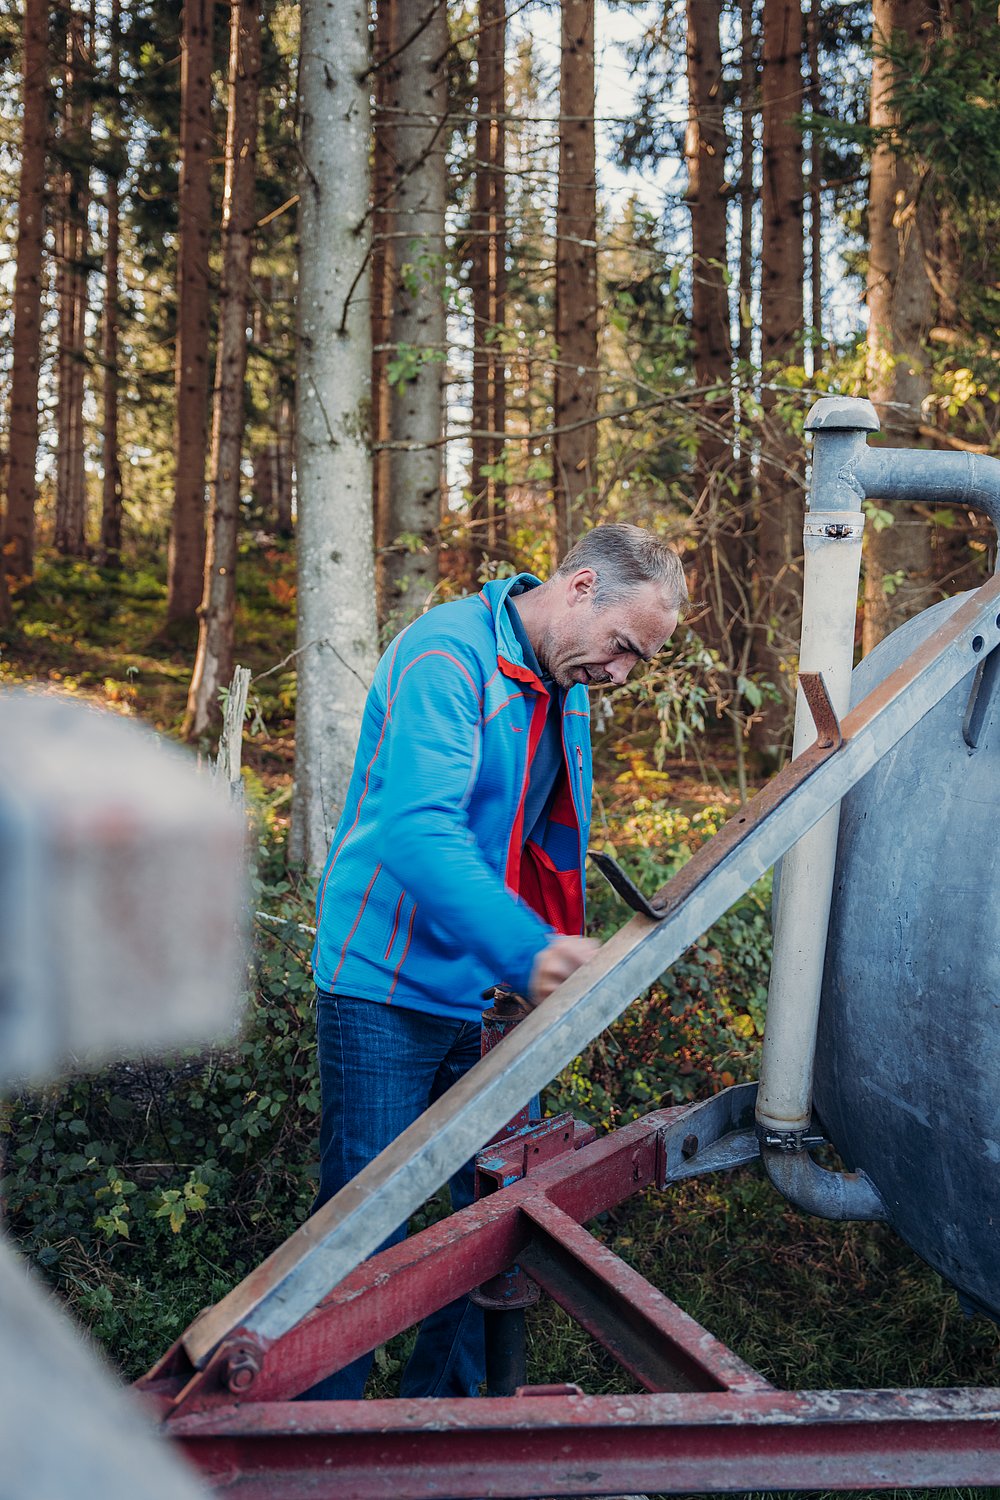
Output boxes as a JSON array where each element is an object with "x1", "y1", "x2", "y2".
[{"x1": 303, "y1": 990, "x2": 486, "y2": 1400}]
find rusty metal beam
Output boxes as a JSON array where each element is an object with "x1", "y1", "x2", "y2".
[
  {"x1": 516, "y1": 1198, "x2": 771, "y2": 1395},
  {"x1": 141, "y1": 1111, "x2": 688, "y2": 1410},
  {"x1": 166, "y1": 1388, "x2": 1000, "y2": 1498}
]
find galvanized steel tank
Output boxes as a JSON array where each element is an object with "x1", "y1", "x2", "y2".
[{"x1": 814, "y1": 592, "x2": 1000, "y2": 1320}]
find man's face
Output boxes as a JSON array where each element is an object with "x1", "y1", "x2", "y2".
[{"x1": 539, "y1": 571, "x2": 679, "y2": 691}]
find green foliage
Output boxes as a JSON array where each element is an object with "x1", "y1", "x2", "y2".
[
  {"x1": 1, "y1": 847, "x2": 320, "y2": 1377},
  {"x1": 387, "y1": 343, "x2": 448, "y2": 390},
  {"x1": 550, "y1": 804, "x2": 771, "y2": 1130}
]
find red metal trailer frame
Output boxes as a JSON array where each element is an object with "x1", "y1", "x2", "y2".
[{"x1": 138, "y1": 1098, "x2": 1000, "y2": 1496}]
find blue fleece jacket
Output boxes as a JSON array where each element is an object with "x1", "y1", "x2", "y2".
[{"x1": 311, "y1": 575, "x2": 593, "y2": 1023}]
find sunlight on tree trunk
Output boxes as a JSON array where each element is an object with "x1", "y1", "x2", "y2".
[
  {"x1": 372, "y1": 0, "x2": 397, "y2": 622},
  {"x1": 381, "y1": 0, "x2": 448, "y2": 627},
  {"x1": 167, "y1": 0, "x2": 214, "y2": 626},
  {"x1": 100, "y1": 0, "x2": 124, "y2": 566},
  {"x1": 553, "y1": 0, "x2": 597, "y2": 559},
  {"x1": 807, "y1": 0, "x2": 823, "y2": 370},
  {"x1": 290, "y1": 0, "x2": 379, "y2": 872},
  {"x1": 3, "y1": 0, "x2": 48, "y2": 579},
  {"x1": 685, "y1": 0, "x2": 744, "y2": 670},
  {"x1": 54, "y1": 9, "x2": 93, "y2": 559},
  {"x1": 752, "y1": 0, "x2": 805, "y2": 757},
  {"x1": 185, "y1": 0, "x2": 262, "y2": 741},
  {"x1": 862, "y1": 0, "x2": 937, "y2": 654},
  {"x1": 470, "y1": 0, "x2": 508, "y2": 571}
]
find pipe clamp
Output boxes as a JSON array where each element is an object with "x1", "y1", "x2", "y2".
[
  {"x1": 803, "y1": 519, "x2": 864, "y2": 539},
  {"x1": 758, "y1": 1125, "x2": 826, "y2": 1153}
]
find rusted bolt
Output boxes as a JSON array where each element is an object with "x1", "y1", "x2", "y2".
[
  {"x1": 224, "y1": 1348, "x2": 261, "y2": 1393},
  {"x1": 681, "y1": 1133, "x2": 699, "y2": 1159}
]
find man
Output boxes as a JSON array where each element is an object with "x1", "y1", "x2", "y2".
[{"x1": 307, "y1": 524, "x2": 686, "y2": 1399}]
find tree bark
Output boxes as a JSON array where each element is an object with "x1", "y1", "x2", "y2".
[
  {"x1": 275, "y1": 390, "x2": 295, "y2": 536},
  {"x1": 469, "y1": 0, "x2": 507, "y2": 566},
  {"x1": 685, "y1": 0, "x2": 741, "y2": 662},
  {"x1": 290, "y1": 0, "x2": 380, "y2": 872},
  {"x1": 100, "y1": 0, "x2": 123, "y2": 564},
  {"x1": 380, "y1": 0, "x2": 449, "y2": 624},
  {"x1": 862, "y1": 0, "x2": 938, "y2": 653},
  {"x1": 372, "y1": 0, "x2": 396, "y2": 621},
  {"x1": 250, "y1": 289, "x2": 275, "y2": 523},
  {"x1": 752, "y1": 0, "x2": 805, "y2": 756},
  {"x1": 807, "y1": 0, "x2": 823, "y2": 369},
  {"x1": 736, "y1": 0, "x2": 755, "y2": 374},
  {"x1": 167, "y1": 0, "x2": 214, "y2": 625},
  {"x1": 4, "y1": 0, "x2": 49, "y2": 578},
  {"x1": 185, "y1": 0, "x2": 262, "y2": 740},
  {"x1": 553, "y1": 0, "x2": 597, "y2": 558},
  {"x1": 0, "y1": 565, "x2": 13, "y2": 628},
  {"x1": 54, "y1": 8, "x2": 93, "y2": 558}
]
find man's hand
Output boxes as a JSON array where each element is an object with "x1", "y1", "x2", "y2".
[{"x1": 528, "y1": 935, "x2": 600, "y2": 1004}]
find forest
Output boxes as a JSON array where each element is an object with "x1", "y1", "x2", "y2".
[{"x1": 1, "y1": 0, "x2": 999, "y2": 1491}]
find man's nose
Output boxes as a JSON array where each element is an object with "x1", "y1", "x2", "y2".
[{"x1": 607, "y1": 658, "x2": 631, "y2": 686}]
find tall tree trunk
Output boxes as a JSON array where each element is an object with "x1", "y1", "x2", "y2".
[
  {"x1": 249, "y1": 282, "x2": 275, "y2": 524},
  {"x1": 371, "y1": 0, "x2": 396, "y2": 621},
  {"x1": 807, "y1": 0, "x2": 823, "y2": 370},
  {"x1": 54, "y1": 9, "x2": 92, "y2": 558},
  {"x1": 862, "y1": 0, "x2": 937, "y2": 653},
  {"x1": 100, "y1": 0, "x2": 123, "y2": 564},
  {"x1": 552, "y1": 0, "x2": 597, "y2": 558},
  {"x1": 469, "y1": 0, "x2": 507, "y2": 567},
  {"x1": 381, "y1": 0, "x2": 449, "y2": 623},
  {"x1": 167, "y1": 0, "x2": 214, "y2": 626},
  {"x1": 185, "y1": 0, "x2": 262, "y2": 740},
  {"x1": 4, "y1": 0, "x2": 48, "y2": 577},
  {"x1": 752, "y1": 0, "x2": 805, "y2": 756},
  {"x1": 736, "y1": 0, "x2": 755, "y2": 374},
  {"x1": 685, "y1": 0, "x2": 740, "y2": 662},
  {"x1": 290, "y1": 0, "x2": 379, "y2": 872},
  {"x1": 275, "y1": 390, "x2": 295, "y2": 535},
  {"x1": 252, "y1": 440, "x2": 276, "y2": 522}
]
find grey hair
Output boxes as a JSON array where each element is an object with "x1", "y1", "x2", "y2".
[{"x1": 555, "y1": 525, "x2": 688, "y2": 611}]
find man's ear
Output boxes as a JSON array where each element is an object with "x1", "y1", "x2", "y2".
[{"x1": 566, "y1": 567, "x2": 597, "y2": 605}]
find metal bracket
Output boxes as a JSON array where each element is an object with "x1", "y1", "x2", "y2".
[
  {"x1": 798, "y1": 671, "x2": 843, "y2": 750},
  {"x1": 587, "y1": 849, "x2": 666, "y2": 920},
  {"x1": 962, "y1": 640, "x2": 1000, "y2": 750}
]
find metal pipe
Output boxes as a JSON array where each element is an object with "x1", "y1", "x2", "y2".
[
  {"x1": 483, "y1": 1307, "x2": 527, "y2": 1396},
  {"x1": 857, "y1": 448, "x2": 1000, "y2": 530},
  {"x1": 803, "y1": 395, "x2": 1000, "y2": 532},
  {"x1": 757, "y1": 397, "x2": 888, "y2": 1221},
  {"x1": 756, "y1": 401, "x2": 869, "y2": 1141},
  {"x1": 762, "y1": 1150, "x2": 886, "y2": 1222}
]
